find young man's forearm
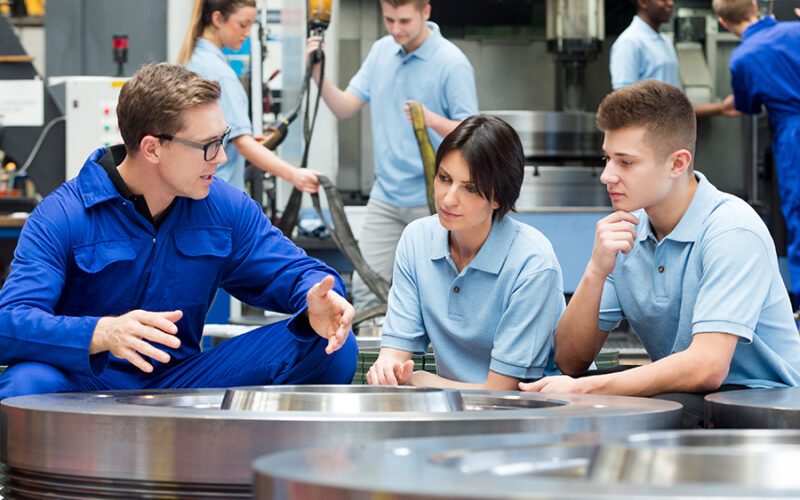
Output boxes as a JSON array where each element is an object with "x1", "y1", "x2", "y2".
[
  {"x1": 578, "y1": 340, "x2": 733, "y2": 397},
  {"x1": 554, "y1": 267, "x2": 608, "y2": 374},
  {"x1": 316, "y1": 78, "x2": 363, "y2": 120}
]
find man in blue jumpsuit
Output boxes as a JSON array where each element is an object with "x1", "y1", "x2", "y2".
[
  {"x1": 0, "y1": 63, "x2": 357, "y2": 399},
  {"x1": 713, "y1": 0, "x2": 800, "y2": 304}
]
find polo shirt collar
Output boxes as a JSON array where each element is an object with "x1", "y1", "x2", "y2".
[
  {"x1": 635, "y1": 171, "x2": 717, "y2": 244},
  {"x1": 430, "y1": 215, "x2": 516, "y2": 275},
  {"x1": 742, "y1": 16, "x2": 777, "y2": 42},
  {"x1": 664, "y1": 171, "x2": 717, "y2": 243},
  {"x1": 632, "y1": 15, "x2": 663, "y2": 40},
  {"x1": 194, "y1": 38, "x2": 228, "y2": 64},
  {"x1": 396, "y1": 21, "x2": 442, "y2": 60},
  {"x1": 77, "y1": 147, "x2": 126, "y2": 209}
]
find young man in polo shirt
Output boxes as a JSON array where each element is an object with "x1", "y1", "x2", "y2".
[
  {"x1": 520, "y1": 80, "x2": 800, "y2": 428},
  {"x1": 306, "y1": 0, "x2": 478, "y2": 311}
]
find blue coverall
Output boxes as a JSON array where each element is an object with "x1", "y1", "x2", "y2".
[
  {"x1": 729, "y1": 17, "x2": 800, "y2": 302},
  {"x1": 0, "y1": 148, "x2": 357, "y2": 399}
]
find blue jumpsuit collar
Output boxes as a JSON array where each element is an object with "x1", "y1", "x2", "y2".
[
  {"x1": 77, "y1": 148, "x2": 126, "y2": 209},
  {"x1": 742, "y1": 16, "x2": 777, "y2": 42}
]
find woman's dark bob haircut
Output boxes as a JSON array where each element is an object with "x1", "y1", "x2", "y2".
[{"x1": 435, "y1": 114, "x2": 525, "y2": 220}]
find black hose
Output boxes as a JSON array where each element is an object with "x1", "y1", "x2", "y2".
[{"x1": 276, "y1": 34, "x2": 326, "y2": 236}]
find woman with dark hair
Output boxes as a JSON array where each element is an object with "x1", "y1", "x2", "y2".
[
  {"x1": 366, "y1": 115, "x2": 564, "y2": 390},
  {"x1": 178, "y1": 0, "x2": 319, "y2": 193}
]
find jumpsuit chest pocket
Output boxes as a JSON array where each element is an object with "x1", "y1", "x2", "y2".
[
  {"x1": 72, "y1": 239, "x2": 138, "y2": 311},
  {"x1": 74, "y1": 239, "x2": 137, "y2": 274},
  {"x1": 171, "y1": 227, "x2": 232, "y2": 304}
]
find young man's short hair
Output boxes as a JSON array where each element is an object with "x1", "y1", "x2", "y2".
[
  {"x1": 712, "y1": 0, "x2": 756, "y2": 24},
  {"x1": 435, "y1": 115, "x2": 524, "y2": 220},
  {"x1": 117, "y1": 63, "x2": 221, "y2": 155},
  {"x1": 381, "y1": 0, "x2": 429, "y2": 10},
  {"x1": 596, "y1": 79, "x2": 697, "y2": 161}
]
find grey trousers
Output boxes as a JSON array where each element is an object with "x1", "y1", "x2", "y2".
[{"x1": 351, "y1": 198, "x2": 430, "y2": 312}]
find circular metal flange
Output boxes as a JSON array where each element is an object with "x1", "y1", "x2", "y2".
[
  {"x1": 254, "y1": 429, "x2": 800, "y2": 499},
  {"x1": 706, "y1": 387, "x2": 800, "y2": 429},
  {"x1": 1, "y1": 386, "x2": 680, "y2": 497},
  {"x1": 221, "y1": 385, "x2": 466, "y2": 412}
]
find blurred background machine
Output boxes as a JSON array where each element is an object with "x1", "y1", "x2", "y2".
[{"x1": 2, "y1": 0, "x2": 796, "y2": 309}]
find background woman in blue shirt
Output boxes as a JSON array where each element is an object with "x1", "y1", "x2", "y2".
[
  {"x1": 366, "y1": 115, "x2": 565, "y2": 390},
  {"x1": 178, "y1": 0, "x2": 319, "y2": 193}
]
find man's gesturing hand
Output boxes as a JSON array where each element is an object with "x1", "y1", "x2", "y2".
[
  {"x1": 90, "y1": 310, "x2": 183, "y2": 373},
  {"x1": 307, "y1": 275, "x2": 354, "y2": 354}
]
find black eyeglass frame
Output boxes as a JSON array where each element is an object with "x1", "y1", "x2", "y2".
[{"x1": 154, "y1": 126, "x2": 231, "y2": 161}]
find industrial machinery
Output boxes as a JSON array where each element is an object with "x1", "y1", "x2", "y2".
[
  {"x1": 0, "y1": 386, "x2": 680, "y2": 497},
  {"x1": 255, "y1": 429, "x2": 800, "y2": 498},
  {"x1": 546, "y1": 0, "x2": 605, "y2": 112},
  {"x1": 48, "y1": 76, "x2": 126, "y2": 180}
]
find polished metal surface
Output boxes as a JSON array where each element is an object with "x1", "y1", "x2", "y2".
[
  {"x1": 589, "y1": 430, "x2": 800, "y2": 488},
  {"x1": 221, "y1": 385, "x2": 465, "y2": 413},
  {"x1": 518, "y1": 166, "x2": 610, "y2": 209},
  {"x1": 485, "y1": 111, "x2": 603, "y2": 160},
  {"x1": 254, "y1": 429, "x2": 800, "y2": 499},
  {"x1": 546, "y1": 0, "x2": 604, "y2": 41},
  {"x1": 706, "y1": 387, "x2": 800, "y2": 428},
  {"x1": 1, "y1": 386, "x2": 680, "y2": 497}
]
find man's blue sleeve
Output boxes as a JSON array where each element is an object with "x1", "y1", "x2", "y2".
[
  {"x1": 442, "y1": 60, "x2": 478, "y2": 120},
  {"x1": 610, "y1": 39, "x2": 641, "y2": 90},
  {"x1": 0, "y1": 199, "x2": 107, "y2": 376},
  {"x1": 347, "y1": 40, "x2": 379, "y2": 103},
  {"x1": 730, "y1": 56, "x2": 763, "y2": 115},
  {"x1": 220, "y1": 191, "x2": 347, "y2": 340}
]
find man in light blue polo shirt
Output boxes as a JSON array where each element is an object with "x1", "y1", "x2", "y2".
[
  {"x1": 365, "y1": 116, "x2": 563, "y2": 390},
  {"x1": 306, "y1": 0, "x2": 478, "y2": 311},
  {"x1": 610, "y1": 0, "x2": 681, "y2": 90},
  {"x1": 521, "y1": 80, "x2": 800, "y2": 428}
]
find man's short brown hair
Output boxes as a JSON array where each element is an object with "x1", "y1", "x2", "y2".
[
  {"x1": 596, "y1": 79, "x2": 696, "y2": 160},
  {"x1": 117, "y1": 63, "x2": 221, "y2": 155},
  {"x1": 712, "y1": 0, "x2": 756, "y2": 25},
  {"x1": 381, "y1": 0, "x2": 429, "y2": 10}
]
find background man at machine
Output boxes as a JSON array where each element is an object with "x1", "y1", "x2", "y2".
[
  {"x1": 712, "y1": 0, "x2": 800, "y2": 309},
  {"x1": 0, "y1": 63, "x2": 357, "y2": 400},
  {"x1": 520, "y1": 80, "x2": 800, "y2": 428},
  {"x1": 610, "y1": 0, "x2": 681, "y2": 90},
  {"x1": 611, "y1": 0, "x2": 737, "y2": 117},
  {"x1": 306, "y1": 0, "x2": 478, "y2": 311}
]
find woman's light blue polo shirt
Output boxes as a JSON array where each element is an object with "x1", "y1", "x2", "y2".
[
  {"x1": 599, "y1": 172, "x2": 800, "y2": 388},
  {"x1": 381, "y1": 215, "x2": 565, "y2": 382},
  {"x1": 187, "y1": 38, "x2": 253, "y2": 191}
]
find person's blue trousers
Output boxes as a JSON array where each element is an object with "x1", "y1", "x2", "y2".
[{"x1": 0, "y1": 320, "x2": 358, "y2": 400}]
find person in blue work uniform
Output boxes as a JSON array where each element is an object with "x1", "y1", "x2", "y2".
[
  {"x1": 712, "y1": 0, "x2": 800, "y2": 307},
  {"x1": 306, "y1": 0, "x2": 479, "y2": 312},
  {"x1": 177, "y1": 0, "x2": 320, "y2": 194},
  {"x1": 0, "y1": 63, "x2": 357, "y2": 400},
  {"x1": 519, "y1": 81, "x2": 800, "y2": 428},
  {"x1": 366, "y1": 115, "x2": 564, "y2": 390}
]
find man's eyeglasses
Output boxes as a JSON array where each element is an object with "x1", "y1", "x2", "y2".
[{"x1": 155, "y1": 127, "x2": 231, "y2": 161}]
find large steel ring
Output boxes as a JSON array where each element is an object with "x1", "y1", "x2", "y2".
[
  {"x1": 255, "y1": 429, "x2": 800, "y2": 498},
  {"x1": 1, "y1": 385, "x2": 680, "y2": 498},
  {"x1": 706, "y1": 387, "x2": 800, "y2": 429}
]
